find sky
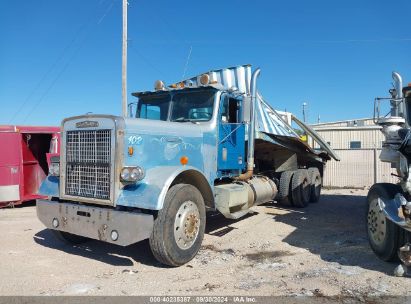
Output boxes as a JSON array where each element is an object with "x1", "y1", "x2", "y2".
[{"x1": 1, "y1": 0, "x2": 411, "y2": 126}]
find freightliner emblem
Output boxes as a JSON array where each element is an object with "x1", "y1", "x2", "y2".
[{"x1": 76, "y1": 121, "x2": 99, "y2": 128}]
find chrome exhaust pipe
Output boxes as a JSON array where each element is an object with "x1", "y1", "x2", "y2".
[
  {"x1": 237, "y1": 68, "x2": 260, "y2": 181},
  {"x1": 392, "y1": 72, "x2": 404, "y2": 117},
  {"x1": 393, "y1": 72, "x2": 403, "y2": 99}
]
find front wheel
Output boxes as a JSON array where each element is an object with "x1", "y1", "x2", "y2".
[
  {"x1": 149, "y1": 184, "x2": 206, "y2": 266},
  {"x1": 366, "y1": 183, "x2": 402, "y2": 262}
]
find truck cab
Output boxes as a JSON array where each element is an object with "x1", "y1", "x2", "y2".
[{"x1": 36, "y1": 65, "x2": 338, "y2": 266}]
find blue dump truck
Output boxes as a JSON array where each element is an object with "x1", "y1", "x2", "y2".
[{"x1": 36, "y1": 65, "x2": 339, "y2": 266}]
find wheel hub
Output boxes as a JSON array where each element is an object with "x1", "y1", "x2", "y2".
[
  {"x1": 174, "y1": 201, "x2": 200, "y2": 250},
  {"x1": 368, "y1": 198, "x2": 387, "y2": 245}
]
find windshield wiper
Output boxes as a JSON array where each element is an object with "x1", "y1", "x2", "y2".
[{"x1": 173, "y1": 118, "x2": 198, "y2": 124}]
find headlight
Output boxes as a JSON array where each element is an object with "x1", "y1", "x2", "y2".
[
  {"x1": 130, "y1": 167, "x2": 144, "y2": 181},
  {"x1": 120, "y1": 166, "x2": 145, "y2": 182},
  {"x1": 120, "y1": 168, "x2": 131, "y2": 180},
  {"x1": 49, "y1": 162, "x2": 60, "y2": 177}
]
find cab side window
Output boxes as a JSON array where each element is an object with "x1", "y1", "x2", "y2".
[{"x1": 221, "y1": 96, "x2": 239, "y2": 123}]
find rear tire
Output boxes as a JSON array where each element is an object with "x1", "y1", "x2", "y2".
[
  {"x1": 366, "y1": 183, "x2": 402, "y2": 262},
  {"x1": 51, "y1": 230, "x2": 89, "y2": 245},
  {"x1": 149, "y1": 184, "x2": 206, "y2": 266},
  {"x1": 290, "y1": 169, "x2": 310, "y2": 208},
  {"x1": 308, "y1": 167, "x2": 322, "y2": 203},
  {"x1": 278, "y1": 170, "x2": 294, "y2": 206}
]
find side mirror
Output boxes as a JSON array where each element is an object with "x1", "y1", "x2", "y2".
[{"x1": 128, "y1": 102, "x2": 138, "y2": 118}]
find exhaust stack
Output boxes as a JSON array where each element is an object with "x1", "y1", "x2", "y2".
[
  {"x1": 392, "y1": 72, "x2": 404, "y2": 117},
  {"x1": 236, "y1": 68, "x2": 261, "y2": 181}
]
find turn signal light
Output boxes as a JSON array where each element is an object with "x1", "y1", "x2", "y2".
[{"x1": 180, "y1": 156, "x2": 189, "y2": 165}]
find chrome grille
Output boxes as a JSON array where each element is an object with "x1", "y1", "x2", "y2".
[{"x1": 65, "y1": 129, "x2": 111, "y2": 200}]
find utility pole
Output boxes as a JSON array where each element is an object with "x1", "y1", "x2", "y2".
[
  {"x1": 302, "y1": 102, "x2": 307, "y2": 123},
  {"x1": 122, "y1": 0, "x2": 128, "y2": 117},
  {"x1": 317, "y1": 114, "x2": 320, "y2": 124}
]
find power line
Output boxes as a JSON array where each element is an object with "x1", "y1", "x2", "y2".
[
  {"x1": 8, "y1": 20, "x2": 90, "y2": 124},
  {"x1": 140, "y1": 37, "x2": 411, "y2": 47},
  {"x1": 182, "y1": 45, "x2": 192, "y2": 79},
  {"x1": 128, "y1": 43, "x2": 167, "y2": 78},
  {"x1": 21, "y1": 55, "x2": 75, "y2": 123},
  {"x1": 21, "y1": 0, "x2": 117, "y2": 123},
  {"x1": 98, "y1": 0, "x2": 115, "y2": 25}
]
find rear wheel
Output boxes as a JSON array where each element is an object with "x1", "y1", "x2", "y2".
[
  {"x1": 149, "y1": 184, "x2": 206, "y2": 266},
  {"x1": 51, "y1": 230, "x2": 89, "y2": 245},
  {"x1": 290, "y1": 169, "x2": 310, "y2": 208},
  {"x1": 308, "y1": 167, "x2": 322, "y2": 203},
  {"x1": 277, "y1": 170, "x2": 294, "y2": 206},
  {"x1": 366, "y1": 183, "x2": 402, "y2": 261}
]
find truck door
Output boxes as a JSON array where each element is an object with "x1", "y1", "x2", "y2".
[{"x1": 217, "y1": 95, "x2": 246, "y2": 172}]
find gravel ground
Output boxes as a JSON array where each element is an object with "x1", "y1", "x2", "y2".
[{"x1": 0, "y1": 188, "x2": 410, "y2": 297}]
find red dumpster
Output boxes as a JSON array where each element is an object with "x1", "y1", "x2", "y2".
[{"x1": 0, "y1": 125, "x2": 60, "y2": 207}]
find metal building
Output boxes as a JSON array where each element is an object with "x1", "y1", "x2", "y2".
[{"x1": 311, "y1": 118, "x2": 397, "y2": 188}]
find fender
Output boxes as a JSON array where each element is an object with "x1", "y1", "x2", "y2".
[{"x1": 117, "y1": 165, "x2": 214, "y2": 210}]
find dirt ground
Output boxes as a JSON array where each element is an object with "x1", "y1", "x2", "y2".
[{"x1": 0, "y1": 188, "x2": 410, "y2": 297}]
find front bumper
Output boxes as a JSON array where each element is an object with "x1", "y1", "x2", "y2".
[{"x1": 36, "y1": 199, "x2": 154, "y2": 246}]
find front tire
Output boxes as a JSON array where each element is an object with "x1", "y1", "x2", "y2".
[
  {"x1": 366, "y1": 183, "x2": 402, "y2": 261},
  {"x1": 149, "y1": 184, "x2": 206, "y2": 266}
]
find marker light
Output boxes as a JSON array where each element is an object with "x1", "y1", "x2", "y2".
[
  {"x1": 128, "y1": 146, "x2": 134, "y2": 156},
  {"x1": 154, "y1": 80, "x2": 165, "y2": 91},
  {"x1": 180, "y1": 156, "x2": 189, "y2": 166},
  {"x1": 200, "y1": 74, "x2": 210, "y2": 85}
]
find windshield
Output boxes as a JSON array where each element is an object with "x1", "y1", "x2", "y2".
[
  {"x1": 136, "y1": 93, "x2": 171, "y2": 121},
  {"x1": 136, "y1": 90, "x2": 215, "y2": 122}
]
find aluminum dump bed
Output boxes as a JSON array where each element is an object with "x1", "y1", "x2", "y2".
[{"x1": 176, "y1": 64, "x2": 339, "y2": 161}]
